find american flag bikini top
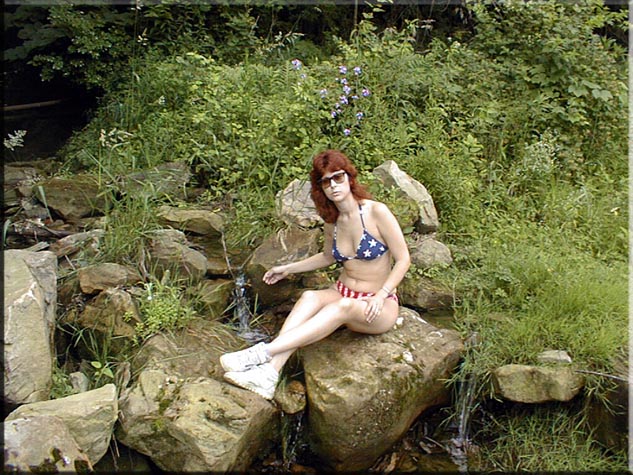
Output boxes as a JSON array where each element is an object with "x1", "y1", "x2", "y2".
[{"x1": 332, "y1": 204, "x2": 388, "y2": 263}]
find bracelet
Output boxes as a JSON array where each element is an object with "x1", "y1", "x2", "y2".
[{"x1": 381, "y1": 286, "x2": 391, "y2": 295}]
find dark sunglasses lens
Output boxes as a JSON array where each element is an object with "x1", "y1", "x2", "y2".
[{"x1": 333, "y1": 173, "x2": 346, "y2": 184}]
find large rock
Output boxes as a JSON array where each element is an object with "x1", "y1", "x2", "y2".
[
  {"x1": 69, "y1": 288, "x2": 143, "y2": 353},
  {"x1": 3, "y1": 416, "x2": 93, "y2": 472},
  {"x1": 302, "y1": 307, "x2": 464, "y2": 471},
  {"x1": 373, "y1": 160, "x2": 439, "y2": 233},
  {"x1": 3, "y1": 250, "x2": 57, "y2": 404},
  {"x1": 492, "y1": 364, "x2": 585, "y2": 403},
  {"x1": 78, "y1": 262, "x2": 142, "y2": 294},
  {"x1": 246, "y1": 226, "x2": 322, "y2": 307},
  {"x1": 49, "y1": 229, "x2": 104, "y2": 258},
  {"x1": 148, "y1": 229, "x2": 207, "y2": 282},
  {"x1": 399, "y1": 275, "x2": 454, "y2": 311},
  {"x1": 34, "y1": 175, "x2": 106, "y2": 221},
  {"x1": 157, "y1": 205, "x2": 224, "y2": 237},
  {"x1": 407, "y1": 233, "x2": 453, "y2": 268},
  {"x1": 5, "y1": 384, "x2": 118, "y2": 465},
  {"x1": 118, "y1": 319, "x2": 277, "y2": 471},
  {"x1": 276, "y1": 179, "x2": 323, "y2": 228},
  {"x1": 117, "y1": 370, "x2": 279, "y2": 472}
]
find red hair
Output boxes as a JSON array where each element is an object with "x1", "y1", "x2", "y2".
[{"x1": 310, "y1": 150, "x2": 372, "y2": 224}]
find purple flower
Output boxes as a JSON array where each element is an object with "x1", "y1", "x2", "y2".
[
  {"x1": 339, "y1": 95, "x2": 349, "y2": 105},
  {"x1": 331, "y1": 110, "x2": 338, "y2": 118},
  {"x1": 362, "y1": 88, "x2": 371, "y2": 97},
  {"x1": 343, "y1": 85, "x2": 352, "y2": 95},
  {"x1": 356, "y1": 111, "x2": 364, "y2": 120},
  {"x1": 340, "y1": 78, "x2": 348, "y2": 85},
  {"x1": 335, "y1": 102, "x2": 341, "y2": 109},
  {"x1": 344, "y1": 128, "x2": 351, "y2": 136},
  {"x1": 291, "y1": 59, "x2": 302, "y2": 70},
  {"x1": 353, "y1": 66, "x2": 362, "y2": 75},
  {"x1": 320, "y1": 89, "x2": 328, "y2": 98},
  {"x1": 339, "y1": 65, "x2": 347, "y2": 75},
  {"x1": 351, "y1": 95, "x2": 359, "y2": 100}
]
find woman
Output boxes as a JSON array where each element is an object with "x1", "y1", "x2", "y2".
[{"x1": 221, "y1": 149, "x2": 411, "y2": 399}]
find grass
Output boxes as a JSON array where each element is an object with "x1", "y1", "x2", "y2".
[{"x1": 474, "y1": 402, "x2": 628, "y2": 472}]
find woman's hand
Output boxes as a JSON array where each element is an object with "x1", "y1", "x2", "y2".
[
  {"x1": 263, "y1": 265, "x2": 289, "y2": 285},
  {"x1": 361, "y1": 294, "x2": 387, "y2": 323}
]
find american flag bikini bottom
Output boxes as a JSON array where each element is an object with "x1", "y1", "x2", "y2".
[{"x1": 336, "y1": 280, "x2": 399, "y2": 303}]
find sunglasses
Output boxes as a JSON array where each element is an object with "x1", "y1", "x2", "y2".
[{"x1": 319, "y1": 171, "x2": 347, "y2": 189}]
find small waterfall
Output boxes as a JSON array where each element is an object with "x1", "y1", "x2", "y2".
[
  {"x1": 281, "y1": 411, "x2": 306, "y2": 470},
  {"x1": 448, "y1": 331, "x2": 481, "y2": 472},
  {"x1": 233, "y1": 272, "x2": 267, "y2": 343},
  {"x1": 221, "y1": 234, "x2": 267, "y2": 344},
  {"x1": 449, "y1": 373, "x2": 478, "y2": 472}
]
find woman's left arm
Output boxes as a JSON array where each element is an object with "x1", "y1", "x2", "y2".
[{"x1": 374, "y1": 202, "x2": 411, "y2": 294}]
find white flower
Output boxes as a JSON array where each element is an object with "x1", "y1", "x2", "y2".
[{"x1": 4, "y1": 130, "x2": 27, "y2": 151}]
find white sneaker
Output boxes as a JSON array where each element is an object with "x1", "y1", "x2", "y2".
[
  {"x1": 223, "y1": 363, "x2": 279, "y2": 400},
  {"x1": 220, "y1": 342, "x2": 271, "y2": 372}
]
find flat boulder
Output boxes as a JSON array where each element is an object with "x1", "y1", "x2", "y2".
[
  {"x1": 5, "y1": 384, "x2": 118, "y2": 466},
  {"x1": 35, "y1": 175, "x2": 106, "y2": 221},
  {"x1": 492, "y1": 364, "x2": 585, "y2": 403},
  {"x1": 3, "y1": 415, "x2": 93, "y2": 473},
  {"x1": 302, "y1": 307, "x2": 463, "y2": 471}
]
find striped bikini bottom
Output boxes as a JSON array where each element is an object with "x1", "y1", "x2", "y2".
[{"x1": 336, "y1": 280, "x2": 399, "y2": 303}]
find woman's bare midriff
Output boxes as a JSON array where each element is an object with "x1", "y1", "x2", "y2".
[{"x1": 337, "y1": 252, "x2": 393, "y2": 294}]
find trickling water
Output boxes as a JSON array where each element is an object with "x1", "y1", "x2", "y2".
[
  {"x1": 449, "y1": 372, "x2": 479, "y2": 472},
  {"x1": 448, "y1": 331, "x2": 481, "y2": 472},
  {"x1": 281, "y1": 411, "x2": 306, "y2": 470},
  {"x1": 220, "y1": 234, "x2": 267, "y2": 344},
  {"x1": 233, "y1": 272, "x2": 267, "y2": 343}
]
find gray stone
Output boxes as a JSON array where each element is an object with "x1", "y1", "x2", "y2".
[
  {"x1": 70, "y1": 372, "x2": 90, "y2": 393},
  {"x1": 78, "y1": 262, "x2": 142, "y2": 294},
  {"x1": 117, "y1": 371, "x2": 279, "y2": 472},
  {"x1": 276, "y1": 179, "x2": 323, "y2": 228},
  {"x1": 302, "y1": 307, "x2": 463, "y2": 471},
  {"x1": 492, "y1": 364, "x2": 585, "y2": 403},
  {"x1": 148, "y1": 229, "x2": 207, "y2": 282},
  {"x1": 399, "y1": 275, "x2": 454, "y2": 311},
  {"x1": 49, "y1": 229, "x2": 104, "y2": 258},
  {"x1": 72, "y1": 288, "x2": 142, "y2": 343},
  {"x1": 3, "y1": 415, "x2": 93, "y2": 473},
  {"x1": 246, "y1": 226, "x2": 322, "y2": 307},
  {"x1": 3, "y1": 250, "x2": 57, "y2": 404},
  {"x1": 157, "y1": 205, "x2": 224, "y2": 236},
  {"x1": 537, "y1": 350, "x2": 572, "y2": 364},
  {"x1": 34, "y1": 175, "x2": 106, "y2": 221},
  {"x1": 6, "y1": 384, "x2": 118, "y2": 465},
  {"x1": 408, "y1": 233, "x2": 453, "y2": 268},
  {"x1": 373, "y1": 160, "x2": 439, "y2": 233}
]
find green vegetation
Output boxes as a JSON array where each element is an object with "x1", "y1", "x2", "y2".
[
  {"x1": 132, "y1": 273, "x2": 196, "y2": 344},
  {"x1": 8, "y1": 1, "x2": 627, "y2": 471}
]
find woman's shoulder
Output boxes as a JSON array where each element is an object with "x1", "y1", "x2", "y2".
[{"x1": 361, "y1": 199, "x2": 390, "y2": 216}]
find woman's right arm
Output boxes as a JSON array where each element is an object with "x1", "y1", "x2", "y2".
[{"x1": 263, "y1": 224, "x2": 336, "y2": 285}]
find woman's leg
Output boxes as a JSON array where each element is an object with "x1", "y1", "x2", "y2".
[
  {"x1": 266, "y1": 297, "x2": 397, "y2": 369},
  {"x1": 269, "y1": 288, "x2": 340, "y2": 371}
]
